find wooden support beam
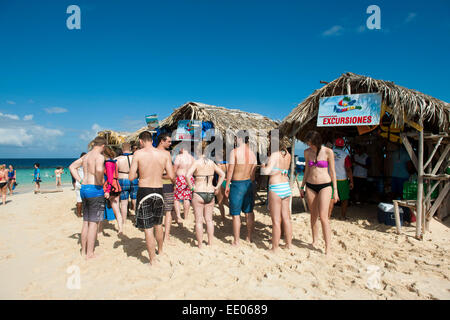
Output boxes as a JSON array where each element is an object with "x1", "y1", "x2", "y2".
[
  {"x1": 416, "y1": 121, "x2": 424, "y2": 240},
  {"x1": 424, "y1": 137, "x2": 443, "y2": 170},
  {"x1": 426, "y1": 182, "x2": 450, "y2": 221},
  {"x1": 401, "y1": 134, "x2": 418, "y2": 171},
  {"x1": 424, "y1": 180, "x2": 441, "y2": 203},
  {"x1": 432, "y1": 144, "x2": 450, "y2": 175}
]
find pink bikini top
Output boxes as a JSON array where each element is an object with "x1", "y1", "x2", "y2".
[{"x1": 308, "y1": 160, "x2": 329, "y2": 168}]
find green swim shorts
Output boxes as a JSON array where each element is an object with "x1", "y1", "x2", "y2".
[{"x1": 335, "y1": 179, "x2": 350, "y2": 201}]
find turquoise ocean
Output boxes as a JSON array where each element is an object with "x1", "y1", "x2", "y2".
[{"x1": 0, "y1": 158, "x2": 77, "y2": 193}]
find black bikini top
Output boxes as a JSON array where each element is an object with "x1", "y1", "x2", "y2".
[{"x1": 118, "y1": 154, "x2": 132, "y2": 174}]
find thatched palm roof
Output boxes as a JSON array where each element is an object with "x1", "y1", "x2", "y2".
[
  {"x1": 280, "y1": 72, "x2": 450, "y2": 141},
  {"x1": 96, "y1": 130, "x2": 130, "y2": 146},
  {"x1": 127, "y1": 101, "x2": 283, "y2": 154}
]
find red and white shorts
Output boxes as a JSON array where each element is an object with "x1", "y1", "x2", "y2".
[{"x1": 174, "y1": 175, "x2": 195, "y2": 201}]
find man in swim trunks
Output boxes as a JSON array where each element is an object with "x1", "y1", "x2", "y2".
[
  {"x1": 156, "y1": 133, "x2": 178, "y2": 241},
  {"x1": 129, "y1": 131, "x2": 175, "y2": 265},
  {"x1": 329, "y1": 138, "x2": 354, "y2": 219},
  {"x1": 69, "y1": 136, "x2": 107, "y2": 260},
  {"x1": 115, "y1": 143, "x2": 137, "y2": 227},
  {"x1": 225, "y1": 132, "x2": 257, "y2": 246},
  {"x1": 173, "y1": 147, "x2": 195, "y2": 221}
]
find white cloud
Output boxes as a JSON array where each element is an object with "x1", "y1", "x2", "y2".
[
  {"x1": 322, "y1": 25, "x2": 344, "y2": 37},
  {"x1": 0, "y1": 112, "x2": 20, "y2": 120},
  {"x1": 23, "y1": 114, "x2": 34, "y2": 121},
  {"x1": 405, "y1": 13, "x2": 417, "y2": 24},
  {"x1": 0, "y1": 119, "x2": 63, "y2": 147},
  {"x1": 44, "y1": 106, "x2": 68, "y2": 114},
  {"x1": 6, "y1": 100, "x2": 16, "y2": 105},
  {"x1": 80, "y1": 123, "x2": 103, "y2": 141}
]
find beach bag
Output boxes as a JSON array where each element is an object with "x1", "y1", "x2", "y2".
[{"x1": 104, "y1": 200, "x2": 116, "y2": 221}]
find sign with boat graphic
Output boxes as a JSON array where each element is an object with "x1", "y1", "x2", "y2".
[{"x1": 317, "y1": 93, "x2": 381, "y2": 127}]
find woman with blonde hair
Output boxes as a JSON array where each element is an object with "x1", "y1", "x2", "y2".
[
  {"x1": 186, "y1": 140, "x2": 225, "y2": 248},
  {"x1": 299, "y1": 131, "x2": 338, "y2": 255},
  {"x1": 261, "y1": 139, "x2": 292, "y2": 252}
]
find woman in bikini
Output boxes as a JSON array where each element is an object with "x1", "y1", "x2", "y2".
[
  {"x1": 186, "y1": 141, "x2": 225, "y2": 248},
  {"x1": 300, "y1": 131, "x2": 338, "y2": 255},
  {"x1": 0, "y1": 165, "x2": 8, "y2": 205},
  {"x1": 261, "y1": 140, "x2": 292, "y2": 252},
  {"x1": 55, "y1": 167, "x2": 63, "y2": 187}
]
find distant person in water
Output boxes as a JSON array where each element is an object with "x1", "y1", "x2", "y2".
[
  {"x1": 69, "y1": 136, "x2": 107, "y2": 260},
  {"x1": 129, "y1": 131, "x2": 175, "y2": 266},
  {"x1": 55, "y1": 166, "x2": 63, "y2": 187},
  {"x1": 173, "y1": 147, "x2": 195, "y2": 221},
  {"x1": 225, "y1": 132, "x2": 257, "y2": 247},
  {"x1": 7, "y1": 165, "x2": 16, "y2": 196},
  {"x1": 75, "y1": 152, "x2": 86, "y2": 217},
  {"x1": 186, "y1": 140, "x2": 225, "y2": 248},
  {"x1": 33, "y1": 163, "x2": 41, "y2": 193},
  {"x1": 0, "y1": 165, "x2": 8, "y2": 205}
]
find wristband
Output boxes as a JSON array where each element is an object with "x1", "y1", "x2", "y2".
[{"x1": 79, "y1": 179, "x2": 83, "y2": 185}]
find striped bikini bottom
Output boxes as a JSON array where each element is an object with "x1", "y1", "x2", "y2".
[{"x1": 268, "y1": 182, "x2": 292, "y2": 199}]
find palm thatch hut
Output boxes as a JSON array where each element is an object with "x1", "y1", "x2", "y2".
[
  {"x1": 279, "y1": 72, "x2": 450, "y2": 240},
  {"x1": 280, "y1": 72, "x2": 449, "y2": 140},
  {"x1": 127, "y1": 101, "x2": 283, "y2": 156}
]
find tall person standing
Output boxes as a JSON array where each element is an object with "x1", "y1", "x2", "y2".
[
  {"x1": 69, "y1": 136, "x2": 107, "y2": 260},
  {"x1": 129, "y1": 131, "x2": 175, "y2": 266},
  {"x1": 225, "y1": 132, "x2": 257, "y2": 247},
  {"x1": 300, "y1": 131, "x2": 337, "y2": 256}
]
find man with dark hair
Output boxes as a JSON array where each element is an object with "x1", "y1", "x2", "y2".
[
  {"x1": 129, "y1": 131, "x2": 175, "y2": 265},
  {"x1": 33, "y1": 163, "x2": 41, "y2": 193},
  {"x1": 156, "y1": 133, "x2": 177, "y2": 241},
  {"x1": 225, "y1": 131, "x2": 257, "y2": 246},
  {"x1": 69, "y1": 136, "x2": 107, "y2": 260}
]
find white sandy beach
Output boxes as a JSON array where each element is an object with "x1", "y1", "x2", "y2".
[{"x1": 0, "y1": 186, "x2": 449, "y2": 300}]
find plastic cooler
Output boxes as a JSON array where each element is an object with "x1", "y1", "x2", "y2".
[{"x1": 377, "y1": 202, "x2": 403, "y2": 226}]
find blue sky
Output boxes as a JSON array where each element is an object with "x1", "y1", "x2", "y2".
[{"x1": 0, "y1": 0, "x2": 449, "y2": 158}]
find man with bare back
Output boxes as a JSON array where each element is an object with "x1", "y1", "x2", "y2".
[
  {"x1": 173, "y1": 147, "x2": 195, "y2": 221},
  {"x1": 225, "y1": 132, "x2": 257, "y2": 246},
  {"x1": 69, "y1": 136, "x2": 107, "y2": 260},
  {"x1": 129, "y1": 131, "x2": 175, "y2": 265}
]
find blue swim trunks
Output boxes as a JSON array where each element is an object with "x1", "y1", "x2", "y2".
[
  {"x1": 229, "y1": 180, "x2": 255, "y2": 216},
  {"x1": 119, "y1": 179, "x2": 138, "y2": 201},
  {"x1": 80, "y1": 185, "x2": 105, "y2": 222}
]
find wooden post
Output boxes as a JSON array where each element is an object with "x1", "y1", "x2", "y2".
[
  {"x1": 416, "y1": 122, "x2": 424, "y2": 240},
  {"x1": 393, "y1": 200, "x2": 402, "y2": 234}
]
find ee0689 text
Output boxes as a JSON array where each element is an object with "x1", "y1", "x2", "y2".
[{"x1": 226, "y1": 304, "x2": 268, "y2": 315}]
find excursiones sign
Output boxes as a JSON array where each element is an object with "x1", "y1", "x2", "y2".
[{"x1": 317, "y1": 93, "x2": 382, "y2": 127}]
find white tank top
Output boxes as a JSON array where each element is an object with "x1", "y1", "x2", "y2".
[
  {"x1": 333, "y1": 148, "x2": 349, "y2": 180},
  {"x1": 353, "y1": 153, "x2": 369, "y2": 178}
]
